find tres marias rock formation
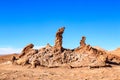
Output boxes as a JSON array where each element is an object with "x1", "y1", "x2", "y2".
[{"x1": 12, "y1": 27, "x2": 120, "y2": 68}]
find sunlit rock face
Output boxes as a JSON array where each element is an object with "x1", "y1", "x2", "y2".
[{"x1": 13, "y1": 27, "x2": 120, "y2": 68}]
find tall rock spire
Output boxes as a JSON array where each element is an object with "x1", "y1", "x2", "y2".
[
  {"x1": 80, "y1": 36, "x2": 86, "y2": 47},
  {"x1": 54, "y1": 27, "x2": 65, "y2": 51}
]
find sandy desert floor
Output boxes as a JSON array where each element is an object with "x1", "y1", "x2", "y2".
[{"x1": 0, "y1": 54, "x2": 120, "y2": 80}]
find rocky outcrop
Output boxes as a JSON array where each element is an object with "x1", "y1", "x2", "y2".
[
  {"x1": 14, "y1": 44, "x2": 38, "y2": 66},
  {"x1": 107, "y1": 54, "x2": 120, "y2": 64},
  {"x1": 73, "y1": 37, "x2": 108, "y2": 68},
  {"x1": 54, "y1": 27, "x2": 65, "y2": 52},
  {"x1": 80, "y1": 36, "x2": 86, "y2": 47},
  {"x1": 19, "y1": 44, "x2": 34, "y2": 58},
  {"x1": 12, "y1": 27, "x2": 120, "y2": 68}
]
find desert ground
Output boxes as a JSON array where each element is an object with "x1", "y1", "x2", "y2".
[{"x1": 0, "y1": 54, "x2": 120, "y2": 80}]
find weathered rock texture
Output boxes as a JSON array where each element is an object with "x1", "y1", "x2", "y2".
[
  {"x1": 54, "y1": 27, "x2": 65, "y2": 52},
  {"x1": 19, "y1": 44, "x2": 34, "y2": 58},
  {"x1": 80, "y1": 36, "x2": 86, "y2": 47},
  {"x1": 13, "y1": 27, "x2": 120, "y2": 68}
]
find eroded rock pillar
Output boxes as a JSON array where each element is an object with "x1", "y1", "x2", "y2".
[
  {"x1": 54, "y1": 27, "x2": 65, "y2": 51},
  {"x1": 80, "y1": 36, "x2": 86, "y2": 47}
]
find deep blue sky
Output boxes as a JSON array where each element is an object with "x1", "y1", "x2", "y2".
[{"x1": 0, "y1": 0, "x2": 120, "y2": 51}]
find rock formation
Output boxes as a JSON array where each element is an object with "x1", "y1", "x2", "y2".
[
  {"x1": 12, "y1": 27, "x2": 120, "y2": 68},
  {"x1": 13, "y1": 44, "x2": 38, "y2": 66},
  {"x1": 80, "y1": 36, "x2": 86, "y2": 47},
  {"x1": 19, "y1": 44, "x2": 34, "y2": 58},
  {"x1": 54, "y1": 27, "x2": 65, "y2": 52}
]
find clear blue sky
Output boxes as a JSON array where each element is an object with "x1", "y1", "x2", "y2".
[{"x1": 0, "y1": 0, "x2": 120, "y2": 51}]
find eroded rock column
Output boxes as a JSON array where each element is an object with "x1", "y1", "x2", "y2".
[
  {"x1": 54, "y1": 27, "x2": 65, "y2": 51},
  {"x1": 80, "y1": 36, "x2": 86, "y2": 47}
]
